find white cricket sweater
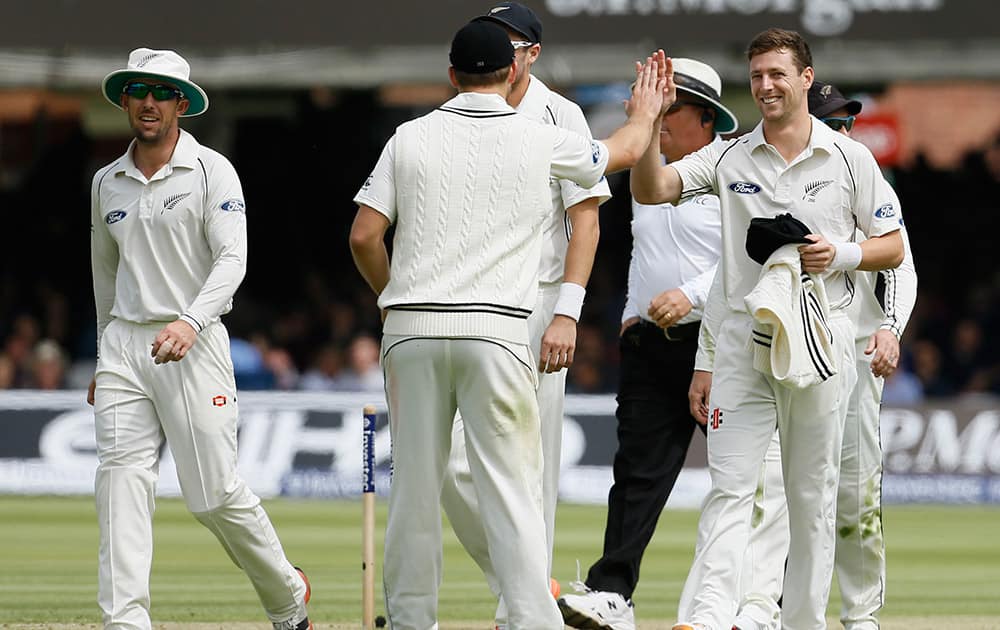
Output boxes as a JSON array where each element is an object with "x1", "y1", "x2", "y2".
[
  {"x1": 355, "y1": 92, "x2": 608, "y2": 344},
  {"x1": 744, "y1": 243, "x2": 838, "y2": 389}
]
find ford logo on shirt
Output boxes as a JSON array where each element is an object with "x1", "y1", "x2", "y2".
[
  {"x1": 105, "y1": 210, "x2": 127, "y2": 224},
  {"x1": 729, "y1": 182, "x2": 761, "y2": 194},
  {"x1": 874, "y1": 203, "x2": 895, "y2": 219},
  {"x1": 220, "y1": 198, "x2": 246, "y2": 213}
]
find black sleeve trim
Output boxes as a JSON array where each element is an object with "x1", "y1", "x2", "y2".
[{"x1": 180, "y1": 313, "x2": 205, "y2": 332}]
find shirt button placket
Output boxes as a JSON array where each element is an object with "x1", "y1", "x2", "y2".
[{"x1": 140, "y1": 184, "x2": 153, "y2": 218}]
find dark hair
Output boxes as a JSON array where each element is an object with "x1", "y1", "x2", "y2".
[
  {"x1": 746, "y1": 28, "x2": 813, "y2": 74},
  {"x1": 453, "y1": 65, "x2": 512, "y2": 88}
]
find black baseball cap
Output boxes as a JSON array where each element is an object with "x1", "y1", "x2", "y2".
[
  {"x1": 474, "y1": 2, "x2": 543, "y2": 43},
  {"x1": 746, "y1": 213, "x2": 813, "y2": 265},
  {"x1": 808, "y1": 81, "x2": 862, "y2": 119},
  {"x1": 450, "y1": 21, "x2": 515, "y2": 74}
]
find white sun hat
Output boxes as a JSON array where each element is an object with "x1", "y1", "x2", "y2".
[
  {"x1": 102, "y1": 48, "x2": 209, "y2": 117},
  {"x1": 672, "y1": 57, "x2": 739, "y2": 134}
]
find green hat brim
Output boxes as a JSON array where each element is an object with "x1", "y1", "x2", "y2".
[{"x1": 102, "y1": 70, "x2": 209, "y2": 117}]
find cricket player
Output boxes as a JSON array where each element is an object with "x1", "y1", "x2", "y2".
[
  {"x1": 629, "y1": 29, "x2": 905, "y2": 630},
  {"x1": 89, "y1": 48, "x2": 311, "y2": 630},
  {"x1": 349, "y1": 21, "x2": 665, "y2": 630},
  {"x1": 719, "y1": 80, "x2": 918, "y2": 630},
  {"x1": 439, "y1": 4, "x2": 610, "y2": 624},
  {"x1": 822, "y1": 81, "x2": 917, "y2": 630}
]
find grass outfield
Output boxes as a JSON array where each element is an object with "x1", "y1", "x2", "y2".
[{"x1": 0, "y1": 496, "x2": 998, "y2": 628}]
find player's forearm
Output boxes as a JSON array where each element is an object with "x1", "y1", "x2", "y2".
[
  {"x1": 91, "y1": 222, "x2": 119, "y2": 354},
  {"x1": 351, "y1": 239, "x2": 390, "y2": 296},
  {"x1": 879, "y1": 240, "x2": 918, "y2": 338},
  {"x1": 562, "y1": 198, "x2": 600, "y2": 288},
  {"x1": 350, "y1": 206, "x2": 392, "y2": 296},
  {"x1": 630, "y1": 121, "x2": 680, "y2": 205},
  {"x1": 858, "y1": 229, "x2": 904, "y2": 271},
  {"x1": 694, "y1": 266, "x2": 725, "y2": 372},
  {"x1": 184, "y1": 247, "x2": 248, "y2": 329},
  {"x1": 602, "y1": 114, "x2": 656, "y2": 175}
]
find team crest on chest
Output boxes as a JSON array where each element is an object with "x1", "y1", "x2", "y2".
[
  {"x1": 163, "y1": 192, "x2": 191, "y2": 212},
  {"x1": 802, "y1": 180, "x2": 834, "y2": 202}
]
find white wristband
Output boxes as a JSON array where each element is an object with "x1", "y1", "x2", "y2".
[
  {"x1": 830, "y1": 242, "x2": 863, "y2": 271},
  {"x1": 553, "y1": 282, "x2": 586, "y2": 322}
]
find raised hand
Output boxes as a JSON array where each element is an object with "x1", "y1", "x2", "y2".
[
  {"x1": 653, "y1": 49, "x2": 676, "y2": 116},
  {"x1": 625, "y1": 55, "x2": 664, "y2": 122}
]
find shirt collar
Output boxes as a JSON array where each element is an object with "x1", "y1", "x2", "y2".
[
  {"x1": 515, "y1": 75, "x2": 550, "y2": 121},
  {"x1": 747, "y1": 116, "x2": 836, "y2": 157},
  {"x1": 117, "y1": 128, "x2": 199, "y2": 180},
  {"x1": 442, "y1": 91, "x2": 515, "y2": 114}
]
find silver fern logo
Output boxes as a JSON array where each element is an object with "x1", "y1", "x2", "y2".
[
  {"x1": 163, "y1": 192, "x2": 191, "y2": 212},
  {"x1": 803, "y1": 180, "x2": 834, "y2": 202},
  {"x1": 136, "y1": 52, "x2": 163, "y2": 67}
]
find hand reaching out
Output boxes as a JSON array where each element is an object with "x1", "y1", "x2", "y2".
[{"x1": 625, "y1": 50, "x2": 667, "y2": 122}]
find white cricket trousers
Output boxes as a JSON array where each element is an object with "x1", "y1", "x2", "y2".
[
  {"x1": 719, "y1": 337, "x2": 888, "y2": 630},
  {"x1": 440, "y1": 284, "x2": 565, "y2": 605},
  {"x1": 682, "y1": 431, "x2": 788, "y2": 630},
  {"x1": 93, "y1": 319, "x2": 306, "y2": 630},
  {"x1": 835, "y1": 338, "x2": 887, "y2": 630},
  {"x1": 736, "y1": 430, "x2": 789, "y2": 630},
  {"x1": 381, "y1": 335, "x2": 563, "y2": 630},
  {"x1": 678, "y1": 311, "x2": 856, "y2": 630}
]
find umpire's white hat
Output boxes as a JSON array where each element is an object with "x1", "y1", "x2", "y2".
[
  {"x1": 102, "y1": 48, "x2": 209, "y2": 117},
  {"x1": 672, "y1": 58, "x2": 738, "y2": 134}
]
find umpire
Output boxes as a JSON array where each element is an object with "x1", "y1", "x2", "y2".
[{"x1": 559, "y1": 59, "x2": 738, "y2": 630}]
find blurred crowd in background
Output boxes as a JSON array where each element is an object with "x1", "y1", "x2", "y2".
[{"x1": 1, "y1": 90, "x2": 999, "y2": 404}]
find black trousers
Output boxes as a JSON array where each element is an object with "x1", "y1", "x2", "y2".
[{"x1": 585, "y1": 319, "x2": 705, "y2": 599}]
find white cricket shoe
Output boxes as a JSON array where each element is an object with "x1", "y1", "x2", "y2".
[{"x1": 558, "y1": 581, "x2": 635, "y2": 630}]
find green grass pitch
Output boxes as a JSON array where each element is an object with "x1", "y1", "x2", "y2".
[{"x1": 0, "y1": 496, "x2": 998, "y2": 627}]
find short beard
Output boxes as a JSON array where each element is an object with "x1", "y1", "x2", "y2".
[
  {"x1": 131, "y1": 124, "x2": 171, "y2": 145},
  {"x1": 128, "y1": 108, "x2": 175, "y2": 145}
]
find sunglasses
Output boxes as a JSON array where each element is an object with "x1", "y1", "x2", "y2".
[
  {"x1": 122, "y1": 82, "x2": 185, "y2": 101},
  {"x1": 511, "y1": 40, "x2": 536, "y2": 49},
  {"x1": 822, "y1": 115, "x2": 855, "y2": 132}
]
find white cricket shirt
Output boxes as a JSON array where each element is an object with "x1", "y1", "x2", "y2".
[
  {"x1": 91, "y1": 129, "x2": 247, "y2": 348},
  {"x1": 672, "y1": 117, "x2": 902, "y2": 314},
  {"x1": 517, "y1": 76, "x2": 612, "y2": 284},
  {"x1": 354, "y1": 92, "x2": 609, "y2": 344}
]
